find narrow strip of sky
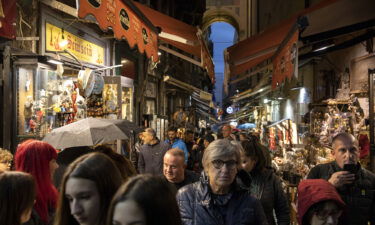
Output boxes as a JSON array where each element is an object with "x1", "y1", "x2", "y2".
[{"x1": 209, "y1": 22, "x2": 236, "y2": 106}]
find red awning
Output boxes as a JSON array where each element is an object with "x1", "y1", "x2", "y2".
[
  {"x1": 78, "y1": 0, "x2": 159, "y2": 62},
  {"x1": 134, "y1": 1, "x2": 201, "y2": 58},
  {"x1": 231, "y1": 52, "x2": 274, "y2": 75},
  {"x1": 0, "y1": 0, "x2": 16, "y2": 39},
  {"x1": 134, "y1": 2, "x2": 214, "y2": 81},
  {"x1": 199, "y1": 36, "x2": 215, "y2": 81},
  {"x1": 159, "y1": 38, "x2": 201, "y2": 59},
  {"x1": 227, "y1": 0, "x2": 339, "y2": 77}
]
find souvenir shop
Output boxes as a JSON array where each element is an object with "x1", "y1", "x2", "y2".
[{"x1": 13, "y1": 5, "x2": 134, "y2": 143}]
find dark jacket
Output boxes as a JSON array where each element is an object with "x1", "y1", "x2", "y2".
[
  {"x1": 188, "y1": 145, "x2": 204, "y2": 172},
  {"x1": 176, "y1": 174, "x2": 268, "y2": 225},
  {"x1": 249, "y1": 169, "x2": 290, "y2": 225},
  {"x1": 166, "y1": 170, "x2": 200, "y2": 191},
  {"x1": 23, "y1": 207, "x2": 54, "y2": 225},
  {"x1": 23, "y1": 210, "x2": 44, "y2": 225},
  {"x1": 297, "y1": 179, "x2": 345, "y2": 225},
  {"x1": 138, "y1": 140, "x2": 170, "y2": 175},
  {"x1": 307, "y1": 161, "x2": 375, "y2": 225}
]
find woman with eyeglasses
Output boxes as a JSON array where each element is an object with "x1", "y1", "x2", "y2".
[
  {"x1": 240, "y1": 139, "x2": 290, "y2": 225},
  {"x1": 176, "y1": 139, "x2": 267, "y2": 225},
  {"x1": 298, "y1": 179, "x2": 345, "y2": 225}
]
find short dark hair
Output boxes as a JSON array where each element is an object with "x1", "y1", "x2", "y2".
[
  {"x1": 107, "y1": 175, "x2": 182, "y2": 225},
  {"x1": 167, "y1": 126, "x2": 178, "y2": 132},
  {"x1": 204, "y1": 134, "x2": 215, "y2": 143},
  {"x1": 332, "y1": 132, "x2": 358, "y2": 148},
  {"x1": 186, "y1": 130, "x2": 194, "y2": 135},
  {"x1": 240, "y1": 139, "x2": 266, "y2": 172}
]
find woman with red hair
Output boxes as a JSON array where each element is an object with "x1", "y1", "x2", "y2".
[{"x1": 15, "y1": 139, "x2": 59, "y2": 225}]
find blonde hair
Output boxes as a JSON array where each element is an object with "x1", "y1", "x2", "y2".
[
  {"x1": 165, "y1": 148, "x2": 185, "y2": 160},
  {"x1": 0, "y1": 148, "x2": 13, "y2": 163}
]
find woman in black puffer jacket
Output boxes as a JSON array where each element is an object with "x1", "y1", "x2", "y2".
[
  {"x1": 240, "y1": 139, "x2": 290, "y2": 225},
  {"x1": 176, "y1": 139, "x2": 268, "y2": 225}
]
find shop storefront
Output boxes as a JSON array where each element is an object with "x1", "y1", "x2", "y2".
[
  {"x1": 11, "y1": 0, "x2": 161, "y2": 147},
  {"x1": 135, "y1": 2, "x2": 215, "y2": 134},
  {"x1": 13, "y1": 5, "x2": 111, "y2": 143}
]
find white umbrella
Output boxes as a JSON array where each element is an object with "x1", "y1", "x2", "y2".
[{"x1": 43, "y1": 117, "x2": 138, "y2": 149}]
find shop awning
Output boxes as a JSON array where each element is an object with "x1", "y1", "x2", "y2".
[
  {"x1": 231, "y1": 85, "x2": 271, "y2": 103},
  {"x1": 133, "y1": 1, "x2": 200, "y2": 57},
  {"x1": 164, "y1": 75, "x2": 214, "y2": 107},
  {"x1": 0, "y1": 0, "x2": 16, "y2": 39},
  {"x1": 78, "y1": 0, "x2": 159, "y2": 62},
  {"x1": 134, "y1": 2, "x2": 215, "y2": 80},
  {"x1": 301, "y1": 0, "x2": 375, "y2": 42},
  {"x1": 226, "y1": 0, "x2": 339, "y2": 78},
  {"x1": 227, "y1": 19, "x2": 294, "y2": 77},
  {"x1": 231, "y1": 74, "x2": 271, "y2": 102},
  {"x1": 192, "y1": 93, "x2": 213, "y2": 111},
  {"x1": 196, "y1": 109, "x2": 219, "y2": 123}
]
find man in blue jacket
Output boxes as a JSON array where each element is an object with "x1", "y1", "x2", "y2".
[{"x1": 165, "y1": 126, "x2": 189, "y2": 164}]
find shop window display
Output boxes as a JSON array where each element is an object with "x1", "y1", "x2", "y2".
[
  {"x1": 103, "y1": 84, "x2": 119, "y2": 119},
  {"x1": 17, "y1": 67, "x2": 86, "y2": 138},
  {"x1": 17, "y1": 65, "x2": 127, "y2": 143}
]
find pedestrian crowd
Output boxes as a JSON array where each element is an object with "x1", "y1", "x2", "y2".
[{"x1": 0, "y1": 125, "x2": 374, "y2": 225}]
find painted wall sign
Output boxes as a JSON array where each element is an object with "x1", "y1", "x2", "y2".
[
  {"x1": 46, "y1": 23, "x2": 105, "y2": 65},
  {"x1": 119, "y1": 9, "x2": 130, "y2": 30},
  {"x1": 78, "y1": 0, "x2": 159, "y2": 62}
]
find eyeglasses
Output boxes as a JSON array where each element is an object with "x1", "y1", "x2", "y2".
[
  {"x1": 211, "y1": 159, "x2": 237, "y2": 170},
  {"x1": 315, "y1": 209, "x2": 342, "y2": 220}
]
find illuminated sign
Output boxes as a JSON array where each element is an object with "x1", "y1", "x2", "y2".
[
  {"x1": 46, "y1": 23, "x2": 105, "y2": 65},
  {"x1": 226, "y1": 106, "x2": 234, "y2": 114}
]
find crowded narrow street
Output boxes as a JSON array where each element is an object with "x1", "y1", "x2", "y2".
[{"x1": 1, "y1": 0, "x2": 375, "y2": 225}]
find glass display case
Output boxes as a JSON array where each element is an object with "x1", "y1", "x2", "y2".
[
  {"x1": 122, "y1": 86, "x2": 133, "y2": 121},
  {"x1": 103, "y1": 76, "x2": 134, "y2": 121},
  {"x1": 16, "y1": 63, "x2": 85, "y2": 139}
]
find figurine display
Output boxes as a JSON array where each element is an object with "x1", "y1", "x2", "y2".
[{"x1": 19, "y1": 68, "x2": 127, "y2": 137}]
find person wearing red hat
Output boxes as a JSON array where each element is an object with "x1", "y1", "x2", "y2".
[{"x1": 298, "y1": 179, "x2": 345, "y2": 225}]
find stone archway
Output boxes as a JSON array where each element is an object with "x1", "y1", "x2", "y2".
[
  {"x1": 202, "y1": 9, "x2": 240, "y2": 41},
  {"x1": 202, "y1": 9, "x2": 239, "y2": 33}
]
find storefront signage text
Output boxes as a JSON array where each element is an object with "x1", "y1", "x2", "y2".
[
  {"x1": 46, "y1": 23, "x2": 105, "y2": 65},
  {"x1": 78, "y1": 0, "x2": 159, "y2": 62}
]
